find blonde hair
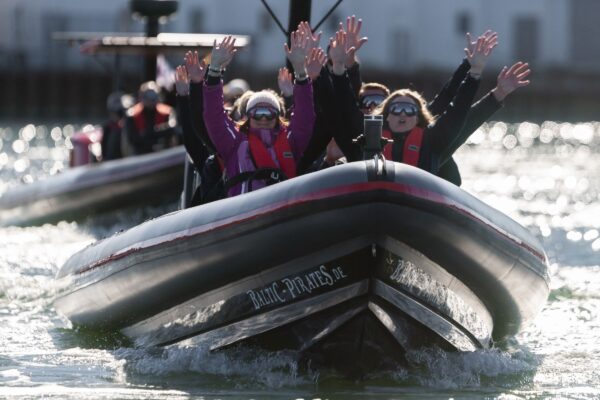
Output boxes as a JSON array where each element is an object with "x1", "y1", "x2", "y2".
[
  {"x1": 230, "y1": 90, "x2": 255, "y2": 121},
  {"x1": 376, "y1": 89, "x2": 435, "y2": 129}
]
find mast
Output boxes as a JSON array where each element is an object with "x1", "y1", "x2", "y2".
[
  {"x1": 130, "y1": 0, "x2": 179, "y2": 81},
  {"x1": 286, "y1": 0, "x2": 311, "y2": 73}
]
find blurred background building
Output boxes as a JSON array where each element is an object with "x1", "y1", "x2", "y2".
[{"x1": 1, "y1": 0, "x2": 599, "y2": 122}]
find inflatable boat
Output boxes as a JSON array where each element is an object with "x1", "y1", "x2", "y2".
[
  {"x1": 53, "y1": 159, "x2": 550, "y2": 374},
  {"x1": 0, "y1": 146, "x2": 186, "y2": 227}
]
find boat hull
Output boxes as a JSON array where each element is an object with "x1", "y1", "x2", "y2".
[
  {"x1": 54, "y1": 160, "x2": 550, "y2": 371},
  {"x1": 0, "y1": 146, "x2": 186, "y2": 226}
]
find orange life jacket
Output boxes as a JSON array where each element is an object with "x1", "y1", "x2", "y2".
[
  {"x1": 382, "y1": 127, "x2": 424, "y2": 167},
  {"x1": 130, "y1": 103, "x2": 172, "y2": 133},
  {"x1": 247, "y1": 127, "x2": 296, "y2": 178}
]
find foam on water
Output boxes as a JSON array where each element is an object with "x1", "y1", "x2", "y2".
[{"x1": 115, "y1": 345, "x2": 312, "y2": 389}]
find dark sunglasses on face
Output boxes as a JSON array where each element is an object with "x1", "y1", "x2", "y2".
[
  {"x1": 388, "y1": 102, "x2": 418, "y2": 117},
  {"x1": 359, "y1": 94, "x2": 386, "y2": 109},
  {"x1": 248, "y1": 106, "x2": 279, "y2": 121}
]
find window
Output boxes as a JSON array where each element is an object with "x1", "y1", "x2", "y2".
[
  {"x1": 260, "y1": 11, "x2": 273, "y2": 32},
  {"x1": 189, "y1": 9, "x2": 204, "y2": 33},
  {"x1": 513, "y1": 17, "x2": 539, "y2": 62},
  {"x1": 571, "y1": 0, "x2": 600, "y2": 67},
  {"x1": 42, "y1": 13, "x2": 69, "y2": 68},
  {"x1": 327, "y1": 12, "x2": 341, "y2": 32},
  {"x1": 456, "y1": 12, "x2": 471, "y2": 34},
  {"x1": 391, "y1": 30, "x2": 411, "y2": 67}
]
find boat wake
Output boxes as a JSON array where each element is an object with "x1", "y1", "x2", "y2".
[
  {"x1": 115, "y1": 344, "x2": 311, "y2": 389},
  {"x1": 109, "y1": 343, "x2": 537, "y2": 391}
]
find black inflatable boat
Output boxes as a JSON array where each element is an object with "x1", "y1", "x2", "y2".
[
  {"x1": 0, "y1": 146, "x2": 186, "y2": 227},
  {"x1": 53, "y1": 159, "x2": 550, "y2": 373}
]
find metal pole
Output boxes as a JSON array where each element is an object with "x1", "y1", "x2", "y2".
[
  {"x1": 286, "y1": 0, "x2": 311, "y2": 73},
  {"x1": 144, "y1": 16, "x2": 159, "y2": 82}
]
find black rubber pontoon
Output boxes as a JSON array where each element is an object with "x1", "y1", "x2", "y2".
[
  {"x1": 54, "y1": 159, "x2": 550, "y2": 373},
  {"x1": 0, "y1": 146, "x2": 185, "y2": 226}
]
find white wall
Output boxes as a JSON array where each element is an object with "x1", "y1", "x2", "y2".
[{"x1": 0, "y1": 0, "x2": 582, "y2": 73}]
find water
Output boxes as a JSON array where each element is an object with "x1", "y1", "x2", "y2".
[{"x1": 1, "y1": 121, "x2": 599, "y2": 399}]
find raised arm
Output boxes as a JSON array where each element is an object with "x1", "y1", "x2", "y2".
[
  {"x1": 440, "y1": 61, "x2": 531, "y2": 164},
  {"x1": 491, "y1": 61, "x2": 531, "y2": 102},
  {"x1": 277, "y1": 67, "x2": 295, "y2": 112},
  {"x1": 285, "y1": 28, "x2": 316, "y2": 158},
  {"x1": 182, "y1": 51, "x2": 218, "y2": 155},
  {"x1": 328, "y1": 28, "x2": 363, "y2": 162},
  {"x1": 343, "y1": 16, "x2": 368, "y2": 97},
  {"x1": 429, "y1": 31, "x2": 497, "y2": 116},
  {"x1": 203, "y1": 36, "x2": 242, "y2": 160},
  {"x1": 175, "y1": 64, "x2": 210, "y2": 169},
  {"x1": 428, "y1": 58, "x2": 471, "y2": 116},
  {"x1": 427, "y1": 33, "x2": 496, "y2": 153}
]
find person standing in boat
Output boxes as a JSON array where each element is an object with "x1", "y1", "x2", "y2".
[
  {"x1": 122, "y1": 81, "x2": 179, "y2": 156},
  {"x1": 203, "y1": 34, "x2": 319, "y2": 197}
]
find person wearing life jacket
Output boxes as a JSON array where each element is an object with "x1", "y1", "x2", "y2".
[
  {"x1": 330, "y1": 30, "x2": 495, "y2": 176},
  {"x1": 202, "y1": 34, "x2": 318, "y2": 198},
  {"x1": 123, "y1": 81, "x2": 178, "y2": 155}
]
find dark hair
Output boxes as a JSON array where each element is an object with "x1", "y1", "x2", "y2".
[{"x1": 359, "y1": 82, "x2": 390, "y2": 98}]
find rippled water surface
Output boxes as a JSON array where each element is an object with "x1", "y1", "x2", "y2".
[{"x1": 0, "y1": 121, "x2": 599, "y2": 399}]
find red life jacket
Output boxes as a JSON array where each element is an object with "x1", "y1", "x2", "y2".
[
  {"x1": 247, "y1": 126, "x2": 296, "y2": 178},
  {"x1": 382, "y1": 127, "x2": 424, "y2": 167},
  {"x1": 130, "y1": 103, "x2": 172, "y2": 133}
]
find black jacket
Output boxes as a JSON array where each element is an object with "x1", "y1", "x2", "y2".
[
  {"x1": 332, "y1": 70, "x2": 481, "y2": 174},
  {"x1": 296, "y1": 63, "x2": 362, "y2": 174}
]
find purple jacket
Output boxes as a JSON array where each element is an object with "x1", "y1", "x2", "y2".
[{"x1": 203, "y1": 80, "x2": 315, "y2": 197}]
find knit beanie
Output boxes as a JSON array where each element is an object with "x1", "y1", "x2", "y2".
[{"x1": 245, "y1": 91, "x2": 281, "y2": 113}]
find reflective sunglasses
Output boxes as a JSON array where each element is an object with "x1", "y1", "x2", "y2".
[
  {"x1": 388, "y1": 102, "x2": 418, "y2": 117},
  {"x1": 248, "y1": 106, "x2": 279, "y2": 121},
  {"x1": 359, "y1": 94, "x2": 386, "y2": 109}
]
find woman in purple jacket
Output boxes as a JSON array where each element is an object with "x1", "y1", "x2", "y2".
[{"x1": 203, "y1": 34, "x2": 322, "y2": 197}]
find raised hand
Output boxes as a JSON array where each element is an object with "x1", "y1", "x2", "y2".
[
  {"x1": 297, "y1": 21, "x2": 322, "y2": 53},
  {"x1": 465, "y1": 30, "x2": 497, "y2": 58},
  {"x1": 277, "y1": 67, "x2": 294, "y2": 97},
  {"x1": 184, "y1": 51, "x2": 206, "y2": 83},
  {"x1": 284, "y1": 30, "x2": 310, "y2": 72},
  {"x1": 210, "y1": 35, "x2": 237, "y2": 71},
  {"x1": 344, "y1": 15, "x2": 368, "y2": 67},
  {"x1": 493, "y1": 62, "x2": 531, "y2": 101},
  {"x1": 174, "y1": 65, "x2": 190, "y2": 96},
  {"x1": 464, "y1": 32, "x2": 497, "y2": 77},
  {"x1": 329, "y1": 28, "x2": 355, "y2": 75},
  {"x1": 306, "y1": 47, "x2": 327, "y2": 80}
]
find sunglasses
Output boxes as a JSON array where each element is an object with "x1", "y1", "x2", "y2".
[
  {"x1": 359, "y1": 94, "x2": 386, "y2": 109},
  {"x1": 388, "y1": 102, "x2": 418, "y2": 117},
  {"x1": 248, "y1": 106, "x2": 279, "y2": 121}
]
